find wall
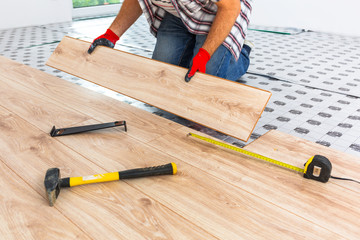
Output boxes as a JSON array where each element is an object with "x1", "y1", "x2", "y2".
[
  {"x1": 0, "y1": 0, "x2": 72, "y2": 30},
  {"x1": 251, "y1": 0, "x2": 360, "y2": 37}
]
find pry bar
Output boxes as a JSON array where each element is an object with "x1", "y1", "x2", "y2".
[{"x1": 50, "y1": 121, "x2": 127, "y2": 137}]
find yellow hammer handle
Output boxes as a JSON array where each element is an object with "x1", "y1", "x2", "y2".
[
  {"x1": 70, "y1": 172, "x2": 119, "y2": 187},
  {"x1": 61, "y1": 163, "x2": 177, "y2": 188}
]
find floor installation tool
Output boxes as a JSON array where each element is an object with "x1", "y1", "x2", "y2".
[
  {"x1": 189, "y1": 132, "x2": 360, "y2": 184},
  {"x1": 44, "y1": 163, "x2": 177, "y2": 206},
  {"x1": 50, "y1": 121, "x2": 127, "y2": 137},
  {"x1": 188, "y1": 133, "x2": 334, "y2": 182}
]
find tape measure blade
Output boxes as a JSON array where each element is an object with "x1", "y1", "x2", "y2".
[{"x1": 188, "y1": 133, "x2": 304, "y2": 173}]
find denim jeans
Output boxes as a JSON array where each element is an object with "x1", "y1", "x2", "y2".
[{"x1": 152, "y1": 12, "x2": 250, "y2": 81}]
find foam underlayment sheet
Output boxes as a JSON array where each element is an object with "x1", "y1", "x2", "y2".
[{"x1": 246, "y1": 30, "x2": 360, "y2": 97}]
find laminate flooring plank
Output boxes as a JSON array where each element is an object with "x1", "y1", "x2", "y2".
[
  {"x1": 0, "y1": 158, "x2": 91, "y2": 240},
  {"x1": 0, "y1": 106, "x2": 215, "y2": 240},
  {"x1": 244, "y1": 130, "x2": 360, "y2": 193},
  {"x1": 146, "y1": 127, "x2": 360, "y2": 239},
  {"x1": 51, "y1": 122, "x2": 341, "y2": 239},
  {"x1": 0, "y1": 56, "x2": 182, "y2": 143},
  {"x1": 0, "y1": 72, "x2": 91, "y2": 132},
  {"x1": 46, "y1": 36, "x2": 272, "y2": 142}
]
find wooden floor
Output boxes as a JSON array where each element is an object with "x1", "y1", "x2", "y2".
[{"x1": 1, "y1": 55, "x2": 359, "y2": 239}]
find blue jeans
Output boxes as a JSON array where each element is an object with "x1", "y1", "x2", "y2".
[{"x1": 152, "y1": 12, "x2": 250, "y2": 81}]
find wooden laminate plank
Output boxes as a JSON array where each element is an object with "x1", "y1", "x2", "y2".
[
  {"x1": 0, "y1": 55, "x2": 182, "y2": 144},
  {"x1": 0, "y1": 107, "x2": 215, "y2": 240},
  {"x1": 243, "y1": 130, "x2": 360, "y2": 193},
  {"x1": 146, "y1": 127, "x2": 360, "y2": 239},
  {"x1": 0, "y1": 71, "x2": 91, "y2": 133},
  {"x1": 46, "y1": 36, "x2": 272, "y2": 142},
  {"x1": 0, "y1": 158, "x2": 91, "y2": 240}
]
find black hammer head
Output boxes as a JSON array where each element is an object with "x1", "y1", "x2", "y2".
[{"x1": 44, "y1": 168, "x2": 61, "y2": 206}]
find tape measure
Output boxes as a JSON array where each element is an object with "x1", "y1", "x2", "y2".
[{"x1": 188, "y1": 132, "x2": 332, "y2": 183}]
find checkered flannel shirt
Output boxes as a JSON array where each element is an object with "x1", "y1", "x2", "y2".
[{"x1": 138, "y1": 0, "x2": 253, "y2": 60}]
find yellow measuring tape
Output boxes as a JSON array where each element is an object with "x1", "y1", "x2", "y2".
[{"x1": 188, "y1": 132, "x2": 305, "y2": 173}]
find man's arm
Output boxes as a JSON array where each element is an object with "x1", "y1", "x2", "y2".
[
  {"x1": 88, "y1": 0, "x2": 143, "y2": 53},
  {"x1": 202, "y1": 0, "x2": 241, "y2": 56},
  {"x1": 109, "y1": 0, "x2": 143, "y2": 38},
  {"x1": 185, "y1": 0, "x2": 241, "y2": 81}
]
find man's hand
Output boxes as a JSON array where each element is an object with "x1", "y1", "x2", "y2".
[
  {"x1": 184, "y1": 0, "x2": 239, "y2": 82},
  {"x1": 185, "y1": 48, "x2": 211, "y2": 82},
  {"x1": 88, "y1": 29, "x2": 119, "y2": 54}
]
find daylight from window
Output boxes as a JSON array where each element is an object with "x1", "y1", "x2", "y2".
[{"x1": 73, "y1": 0, "x2": 120, "y2": 8}]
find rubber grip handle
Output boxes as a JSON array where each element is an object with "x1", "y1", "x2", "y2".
[
  {"x1": 185, "y1": 69, "x2": 193, "y2": 82},
  {"x1": 119, "y1": 163, "x2": 177, "y2": 179}
]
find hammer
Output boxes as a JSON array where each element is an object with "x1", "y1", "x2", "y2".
[{"x1": 44, "y1": 162, "x2": 177, "y2": 206}]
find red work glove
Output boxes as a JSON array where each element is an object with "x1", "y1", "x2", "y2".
[
  {"x1": 185, "y1": 48, "x2": 211, "y2": 82},
  {"x1": 88, "y1": 29, "x2": 119, "y2": 54}
]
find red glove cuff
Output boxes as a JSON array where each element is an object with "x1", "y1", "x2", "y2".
[
  {"x1": 197, "y1": 48, "x2": 211, "y2": 64},
  {"x1": 96, "y1": 29, "x2": 119, "y2": 44}
]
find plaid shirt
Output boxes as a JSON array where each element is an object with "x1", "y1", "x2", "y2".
[{"x1": 138, "y1": 0, "x2": 253, "y2": 60}]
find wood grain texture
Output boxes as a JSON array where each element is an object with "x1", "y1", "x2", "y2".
[
  {"x1": 2, "y1": 56, "x2": 359, "y2": 239},
  {"x1": 147, "y1": 127, "x2": 360, "y2": 239},
  {"x1": 0, "y1": 106, "x2": 215, "y2": 240},
  {"x1": 58, "y1": 128, "x2": 341, "y2": 239},
  {"x1": 0, "y1": 158, "x2": 90, "y2": 240},
  {"x1": 0, "y1": 55, "x2": 181, "y2": 144},
  {"x1": 46, "y1": 36, "x2": 271, "y2": 141},
  {"x1": 0, "y1": 57, "x2": 330, "y2": 239},
  {"x1": 0, "y1": 57, "x2": 216, "y2": 239},
  {"x1": 244, "y1": 130, "x2": 360, "y2": 193}
]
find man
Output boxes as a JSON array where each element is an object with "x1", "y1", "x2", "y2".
[{"x1": 88, "y1": 0, "x2": 253, "y2": 82}]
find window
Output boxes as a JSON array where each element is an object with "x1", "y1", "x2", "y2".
[
  {"x1": 72, "y1": 0, "x2": 122, "y2": 19},
  {"x1": 73, "y1": 0, "x2": 121, "y2": 8}
]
